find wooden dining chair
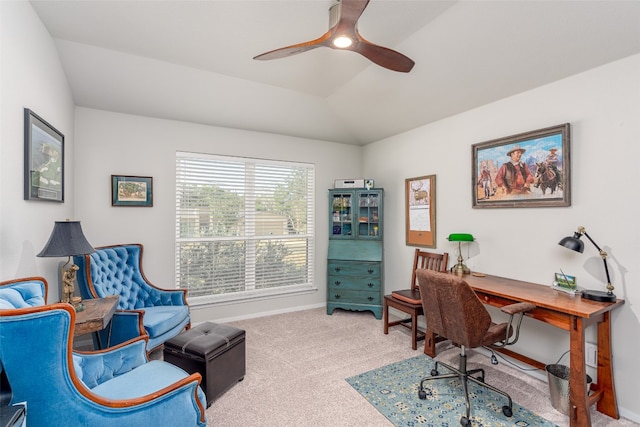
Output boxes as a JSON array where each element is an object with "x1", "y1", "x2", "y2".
[{"x1": 383, "y1": 248, "x2": 449, "y2": 350}]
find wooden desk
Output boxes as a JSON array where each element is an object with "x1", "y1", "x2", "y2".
[
  {"x1": 74, "y1": 296, "x2": 119, "y2": 347},
  {"x1": 422, "y1": 273, "x2": 624, "y2": 427}
]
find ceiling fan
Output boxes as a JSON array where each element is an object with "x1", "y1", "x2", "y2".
[{"x1": 253, "y1": 0, "x2": 415, "y2": 73}]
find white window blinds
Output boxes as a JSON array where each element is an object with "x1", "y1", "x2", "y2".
[{"x1": 176, "y1": 151, "x2": 315, "y2": 302}]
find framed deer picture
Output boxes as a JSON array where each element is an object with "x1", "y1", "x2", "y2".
[{"x1": 472, "y1": 123, "x2": 571, "y2": 208}]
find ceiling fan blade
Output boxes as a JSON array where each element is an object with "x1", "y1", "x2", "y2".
[
  {"x1": 254, "y1": 0, "x2": 367, "y2": 61},
  {"x1": 253, "y1": 34, "x2": 331, "y2": 61},
  {"x1": 338, "y1": 0, "x2": 370, "y2": 27},
  {"x1": 352, "y1": 39, "x2": 415, "y2": 73}
]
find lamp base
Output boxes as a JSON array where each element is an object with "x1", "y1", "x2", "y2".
[
  {"x1": 451, "y1": 262, "x2": 470, "y2": 276},
  {"x1": 581, "y1": 289, "x2": 616, "y2": 303}
]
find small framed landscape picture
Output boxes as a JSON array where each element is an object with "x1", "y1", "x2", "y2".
[{"x1": 111, "y1": 175, "x2": 153, "y2": 207}]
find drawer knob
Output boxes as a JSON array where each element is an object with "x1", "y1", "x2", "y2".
[
  {"x1": 334, "y1": 294, "x2": 341, "y2": 299},
  {"x1": 368, "y1": 268, "x2": 374, "y2": 274},
  {"x1": 334, "y1": 267, "x2": 341, "y2": 272},
  {"x1": 367, "y1": 283, "x2": 374, "y2": 288},
  {"x1": 334, "y1": 281, "x2": 341, "y2": 286},
  {"x1": 367, "y1": 296, "x2": 374, "y2": 301}
]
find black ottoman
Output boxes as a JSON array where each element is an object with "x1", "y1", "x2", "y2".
[{"x1": 164, "y1": 322, "x2": 245, "y2": 407}]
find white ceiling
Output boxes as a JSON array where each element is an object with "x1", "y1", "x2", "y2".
[{"x1": 30, "y1": 0, "x2": 640, "y2": 145}]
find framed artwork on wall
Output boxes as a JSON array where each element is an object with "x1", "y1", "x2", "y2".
[
  {"x1": 24, "y1": 109, "x2": 64, "y2": 202},
  {"x1": 472, "y1": 123, "x2": 571, "y2": 208},
  {"x1": 111, "y1": 175, "x2": 153, "y2": 207},
  {"x1": 405, "y1": 174, "x2": 436, "y2": 248}
]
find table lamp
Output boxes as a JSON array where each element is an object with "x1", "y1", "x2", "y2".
[
  {"x1": 448, "y1": 233, "x2": 474, "y2": 275},
  {"x1": 558, "y1": 226, "x2": 616, "y2": 302},
  {"x1": 38, "y1": 220, "x2": 95, "y2": 310}
]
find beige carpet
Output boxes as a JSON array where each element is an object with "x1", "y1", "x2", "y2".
[{"x1": 203, "y1": 307, "x2": 637, "y2": 427}]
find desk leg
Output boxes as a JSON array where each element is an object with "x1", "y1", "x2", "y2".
[
  {"x1": 569, "y1": 316, "x2": 590, "y2": 427},
  {"x1": 383, "y1": 299, "x2": 389, "y2": 335},
  {"x1": 596, "y1": 312, "x2": 619, "y2": 419}
]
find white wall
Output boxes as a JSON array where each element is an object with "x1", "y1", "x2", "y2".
[
  {"x1": 3, "y1": 0, "x2": 639, "y2": 419},
  {"x1": 0, "y1": 0, "x2": 75, "y2": 301},
  {"x1": 73, "y1": 108, "x2": 362, "y2": 322},
  {"x1": 363, "y1": 53, "x2": 640, "y2": 420}
]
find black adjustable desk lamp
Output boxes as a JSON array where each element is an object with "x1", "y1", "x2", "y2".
[{"x1": 558, "y1": 226, "x2": 616, "y2": 302}]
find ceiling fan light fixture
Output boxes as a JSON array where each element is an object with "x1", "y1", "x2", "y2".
[
  {"x1": 332, "y1": 36, "x2": 353, "y2": 48},
  {"x1": 253, "y1": 0, "x2": 415, "y2": 73}
]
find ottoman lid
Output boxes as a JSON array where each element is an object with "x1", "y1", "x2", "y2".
[{"x1": 167, "y1": 322, "x2": 245, "y2": 358}]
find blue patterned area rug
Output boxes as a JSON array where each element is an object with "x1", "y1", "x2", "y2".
[{"x1": 346, "y1": 355, "x2": 557, "y2": 427}]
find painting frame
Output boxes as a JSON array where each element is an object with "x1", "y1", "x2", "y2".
[
  {"x1": 472, "y1": 123, "x2": 571, "y2": 209},
  {"x1": 405, "y1": 174, "x2": 436, "y2": 248},
  {"x1": 111, "y1": 175, "x2": 153, "y2": 207},
  {"x1": 24, "y1": 108, "x2": 65, "y2": 202}
]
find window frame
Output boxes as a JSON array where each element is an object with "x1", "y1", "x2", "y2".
[{"x1": 175, "y1": 151, "x2": 316, "y2": 306}]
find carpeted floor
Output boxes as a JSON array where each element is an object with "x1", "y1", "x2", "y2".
[{"x1": 202, "y1": 307, "x2": 638, "y2": 427}]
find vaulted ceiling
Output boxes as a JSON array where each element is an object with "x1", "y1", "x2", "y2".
[{"x1": 30, "y1": 0, "x2": 640, "y2": 145}]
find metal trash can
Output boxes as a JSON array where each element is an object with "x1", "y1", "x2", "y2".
[{"x1": 546, "y1": 364, "x2": 592, "y2": 415}]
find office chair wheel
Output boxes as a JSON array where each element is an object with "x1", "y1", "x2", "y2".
[
  {"x1": 502, "y1": 405, "x2": 513, "y2": 417},
  {"x1": 460, "y1": 416, "x2": 471, "y2": 426},
  {"x1": 430, "y1": 369, "x2": 438, "y2": 376},
  {"x1": 418, "y1": 389, "x2": 427, "y2": 400}
]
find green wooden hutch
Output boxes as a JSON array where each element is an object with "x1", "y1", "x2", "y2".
[{"x1": 327, "y1": 188, "x2": 383, "y2": 319}]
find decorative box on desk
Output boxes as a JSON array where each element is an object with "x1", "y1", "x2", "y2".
[
  {"x1": 327, "y1": 188, "x2": 383, "y2": 319},
  {"x1": 163, "y1": 322, "x2": 245, "y2": 407}
]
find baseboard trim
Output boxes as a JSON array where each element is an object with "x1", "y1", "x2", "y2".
[{"x1": 199, "y1": 302, "x2": 326, "y2": 325}]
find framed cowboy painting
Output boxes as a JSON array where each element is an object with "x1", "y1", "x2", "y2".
[{"x1": 472, "y1": 123, "x2": 571, "y2": 209}]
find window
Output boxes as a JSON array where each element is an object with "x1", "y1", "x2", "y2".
[{"x1": 176, "y1": 151, "x2": 315, "y2": 304}]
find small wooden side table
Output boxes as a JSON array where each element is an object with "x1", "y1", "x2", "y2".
[{"x1": 74, "y1": 295, "x2": 119, "y2": 348}]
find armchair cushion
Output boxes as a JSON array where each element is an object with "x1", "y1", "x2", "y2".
[
  {"x1": 72, "y1": 339, "x2": 148, "y2": 389},
  {"x1": 91, "y1": 360, "x2": 206, "y2": 405},
  {"x1": 73, "y1": 337, "x2": 206, "y2": 406},
  {"x1": 142, "y1": 306, "x2": 190, "y2": 338}
]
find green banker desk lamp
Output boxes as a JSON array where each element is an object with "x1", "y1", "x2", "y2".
[
  {"x1": 558, "y1": 226, "x2": 616, "y2": 302},
  {"x1": 448, "y1": 233, "x2": 474, "y2": 275}
]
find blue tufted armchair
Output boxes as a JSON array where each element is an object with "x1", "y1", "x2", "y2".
[
  {"x1": 74, "y1": 244, "x2": 191, "y2": 351},
  {"x1": 0, "y1": 277, "x2": 207, "y2": 427}
]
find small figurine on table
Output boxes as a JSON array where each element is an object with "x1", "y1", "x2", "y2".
[{"x1": 62, "y1": 264, "x2": 84, "y2": 311}]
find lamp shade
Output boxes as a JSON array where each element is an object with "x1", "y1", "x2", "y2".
[
  {"x1": 558, "y1": 232, "x2": 585, "y2": 253},
  {"x1": 447, "y1": 233, "x2": 474, "y2": 242},
  {"x1": 37, "y1": 221, "x2": 95, "y2": 257}
]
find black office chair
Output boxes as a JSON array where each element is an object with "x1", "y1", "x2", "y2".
[{"x1": 416, "y1": 269, "x2": 535, "y2": 426}]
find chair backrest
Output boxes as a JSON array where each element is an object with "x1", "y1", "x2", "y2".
[
  {"x1": 0, "y1": 302, "x2": 80, "y2": 420},
  {"x1": 75, "y1": 244, "x2": 154, "y2": 310},
  {"x1": 0, "y1": 277, "x2": 48, "y2": 405},
  {"x1": 409, "y1": 249, "x2": 449, "y2": 292},
  {"x1": 0, "y1": 277, "x2": 47, "y2": 309},
  {"x1": 416, "y1": 269, "x2": 492, "y2": 348}
]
